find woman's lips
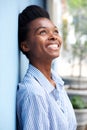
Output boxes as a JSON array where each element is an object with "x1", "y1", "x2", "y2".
[{"x1": 47, "y1": 44, "x2": 59, "y2": 50}]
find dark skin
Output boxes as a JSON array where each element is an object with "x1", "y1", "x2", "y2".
[{"x1": 21, "y1": 18, "x2": 62, "y2": 87}]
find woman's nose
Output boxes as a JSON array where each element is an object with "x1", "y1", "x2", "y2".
[{"x1": 48, "y1": 32, "x2": 57, "y2": 40}]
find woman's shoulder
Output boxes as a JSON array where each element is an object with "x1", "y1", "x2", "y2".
[{"x1": 17, "y1": 74, "x2": 46, "y2": 100}]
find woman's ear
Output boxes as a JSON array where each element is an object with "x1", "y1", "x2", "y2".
[{"x1": 21, "y1": 41, "x2": 30, "y2": 52}]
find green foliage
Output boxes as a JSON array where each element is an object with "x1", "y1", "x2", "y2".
[
  {"x1": 67, "y1": 0, "x2": 87, "y2": 9},
  {"x1": 70, "y1": 96, "x2": 87, "y2": 109}
]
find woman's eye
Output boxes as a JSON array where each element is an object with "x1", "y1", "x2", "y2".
[
  {"x1": 54, "y1": 30, "x2": 59, "y2": 35},
  {"x1": 40, "y1": 30, "x2": 47, "y2": 35}
]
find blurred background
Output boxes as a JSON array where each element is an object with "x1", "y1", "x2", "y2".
[{"x1": 0, "y1": 0, "x2": 87, "y2": 130}]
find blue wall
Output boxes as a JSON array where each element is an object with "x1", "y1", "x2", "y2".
[{"x1": 0, "y1": 0, "x2": 45, "y2": 130}]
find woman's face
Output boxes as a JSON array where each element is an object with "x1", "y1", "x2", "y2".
[{"x1": 25, "y1": 18, "x2": 62, "y2": 62}]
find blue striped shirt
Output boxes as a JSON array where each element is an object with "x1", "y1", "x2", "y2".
[{"x1": 16, "y1": 64, "x2": 77, "y2": 130}]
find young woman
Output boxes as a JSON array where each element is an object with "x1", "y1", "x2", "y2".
[{"x1": 17, "y1": 5, "x2": 77, "y2": 130}]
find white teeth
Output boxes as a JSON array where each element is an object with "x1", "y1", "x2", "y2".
[{"x1": 48, "y1": 44, "x2": 58, "y2": 49}]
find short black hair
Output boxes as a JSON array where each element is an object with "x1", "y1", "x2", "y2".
[{"x1": 18, "y1": 5, "x2": 50, "y2": 57}]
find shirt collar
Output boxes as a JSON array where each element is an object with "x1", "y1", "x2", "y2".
[
  {"x1": 51, "y1": 69, "x2": 64, "y2": 91},
  {"x1": 27, "y1": 64, "x2": 64, "y2": 94}
]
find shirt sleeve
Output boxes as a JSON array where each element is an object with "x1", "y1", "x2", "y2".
[{"x1": 17, "y1": 92, "x2": 50, "y2": 130}]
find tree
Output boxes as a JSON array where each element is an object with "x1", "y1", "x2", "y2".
[{"x1": 67, "y1": 0, "x2": 87, "y2": 77}]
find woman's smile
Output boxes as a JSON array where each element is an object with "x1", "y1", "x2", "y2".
[{"x1": 47, "y1": 43, "x2": 60, "y2": 51}]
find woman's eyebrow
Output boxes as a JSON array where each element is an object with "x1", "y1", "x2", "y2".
[
  {"x1": 54, "y1": 26, "x2": 58, "y2": 29},
  {"x1": 34, "y1": 25, "x2": 59, "y2": 34}
]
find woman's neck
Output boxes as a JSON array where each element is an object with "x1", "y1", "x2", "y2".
[{"x1": 31, "y1": 61, "x2": 56, "y2": 87}]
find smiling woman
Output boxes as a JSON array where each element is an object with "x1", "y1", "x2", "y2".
[
  {"x1": 23, "y1": 17, "x2": 62, "y2": 63},
  {"x1": 16, "y1": 5, "x2": 77, "y2": 130}
]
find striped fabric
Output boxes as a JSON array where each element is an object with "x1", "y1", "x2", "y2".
[{"x1": 16, "y1": 64, "x2": 77, "y2": 130}]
